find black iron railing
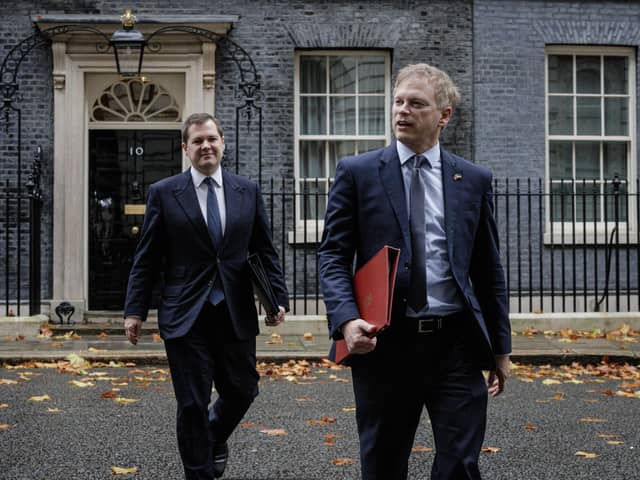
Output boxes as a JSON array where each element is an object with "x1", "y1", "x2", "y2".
[{"x1": 260, "y1": 177, "x2": 640, "y2": 315}]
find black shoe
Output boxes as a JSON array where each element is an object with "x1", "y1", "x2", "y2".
[{"x1": 212, "y1": 442, "x2": 229, "y2": 478}]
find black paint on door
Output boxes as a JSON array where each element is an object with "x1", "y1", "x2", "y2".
[{"x1": 89, "y1": 130, "x2": 182, "y2": 310}]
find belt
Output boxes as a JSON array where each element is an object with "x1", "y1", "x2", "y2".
[{"x1": 411, "y1": 311, "x2": 466, "y2": 334}]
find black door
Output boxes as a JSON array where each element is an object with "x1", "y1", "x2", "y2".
[{"x1": 89, "y1": 130, "x2": 182, "y2": 310}]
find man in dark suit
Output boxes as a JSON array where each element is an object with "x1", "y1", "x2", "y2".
[
  {"x1": 124, "y1": 112, "x2": 288, "y2": 479},
  {"x1": 319, "y1": 64, "x2": 511, "y2": 479}
]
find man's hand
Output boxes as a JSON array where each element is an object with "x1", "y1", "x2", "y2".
[
  {"x1": 124, "y1": 317, "x2": 143, "y2": 345},
  {"x1": 265, "y1": 306, "x2": 286, "y2": 327},
  {"x1": 341, "y1": 319, "x2": 377, "y2": 355},
  {"x1": 487, "y1": 354, "x2": 510, "y2": 397}
]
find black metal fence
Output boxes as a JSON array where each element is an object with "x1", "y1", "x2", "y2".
[{"x1": 261, "y1": 177, "x2": 640, "y2": 315}]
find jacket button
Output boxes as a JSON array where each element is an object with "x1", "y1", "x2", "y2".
[
  {"x1": 404, "y1": 262, "x2": 410, "y2": 271},
  {"x1": 208, "y1": 280, "x2": 213, "y2": 286},
  {"x1": 216, "y1": 257, "x2": 221, "y2": 264},
  {"x1": 401, "y1": 297, "x2": 407, "y2": 303}
]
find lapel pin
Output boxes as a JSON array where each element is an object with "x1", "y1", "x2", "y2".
[{"x1": 453, "y1": 173, "x2": 462, "y2": 181}]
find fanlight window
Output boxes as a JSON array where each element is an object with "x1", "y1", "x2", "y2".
[{"x1": 91, "y1": 79, "x2": 181, "y2": 122}]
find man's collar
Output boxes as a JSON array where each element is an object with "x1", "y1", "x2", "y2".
[
  {"x1": 191, "y1": 166, "x2": 223, "y2": 187},
  {"x1": 397, "y1": 141, "x2": 440, "y2": 167}
]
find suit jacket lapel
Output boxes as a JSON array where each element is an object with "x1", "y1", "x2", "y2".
[
  {"x1": 220, "y1": 170, "x2": 247, "y2": 251},
  {"x1": 441, "y1": 149, "x2": 461, "y2": 262},
  {"x1": 173, "y1": 170, "x2": 211, "y2": 242},
  {"x1": 379, "y1": 142, "x2": 411, "y2": 253}
]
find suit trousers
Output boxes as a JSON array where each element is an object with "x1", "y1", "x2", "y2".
[
  {"x1": 350, "y1": 312, "x2": 488, "y2": 480},
  {"x1": 164, "y1": 302, "x2": 259, "y2": 480}
]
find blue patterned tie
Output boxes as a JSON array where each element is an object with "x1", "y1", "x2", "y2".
[
  {"x1": 204, "y1": 177, "x2": 224, "y2": 305},
  {"x1": 408, "y1": 155, "x2": 428, "y2": 312}
]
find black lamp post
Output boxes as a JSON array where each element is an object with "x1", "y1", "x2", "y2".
[{"x1": 109, "y1": 9, "x2": 146, "y2": 77}]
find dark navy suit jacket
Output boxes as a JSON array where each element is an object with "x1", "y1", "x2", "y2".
[
  {"x1": 319, "y1": 143, "x2": 511, "y2": 369},
  {"x1": 125, "y1": 168, "x2": 289, "y2": 340}
]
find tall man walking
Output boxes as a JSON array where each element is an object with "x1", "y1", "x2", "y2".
[
  {"x1": 319, "y1": 64, "x2": 511, "y2": 479},
  {"x1": 124, "y1": 112, "x2": 288, "y2": 479}
]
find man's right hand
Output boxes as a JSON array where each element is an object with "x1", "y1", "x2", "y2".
[
  {"x1": 124, "y1": 317, "x2": 143, "y2": 345},
  {"x1": 341, "y1": 319, "x2": 377, "y2": 355}
]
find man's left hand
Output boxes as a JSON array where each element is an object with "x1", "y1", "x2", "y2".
[
  {"x1": 265, "y1": 306, "x2": 285, "y2": 327},
  {"x1": 487, "y1": 355, "x2": 510, "y2": 397}
]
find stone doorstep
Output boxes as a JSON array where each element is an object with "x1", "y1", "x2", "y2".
[{"x1": 2, "y1": 313, "x2": 640, "y2": 337}]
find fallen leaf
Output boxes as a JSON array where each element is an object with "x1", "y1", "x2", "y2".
[
  {"x1": 98, "y1": 332, "x2": 109, "y2": 339},
  {"x1": 306, "y1": 420, "x2": 326, "y2": 426},
  {"x1": 606, "y1": 441, "x2": 624, "y2": 445},
  {"x1": 597, "y1": 434, "x2": 621, "y2": 439},
  {"x1": 87, "y1": 347, "x2": 107, "y2": 353},
  {"x1": 114, "y1": 397, "x2": 139, "y2": 405},
  {"x1": 111, "y1": 466, "x2": 138, "y2": 475},
  {"x1": 151, "y1": 333, "x2": 162, "y2": 343},
  {"x1": 303, "y1": 332, "x2": 314, "y2": 340},
  {"x1": 524, "y1": 423, "x2": 538, "y2": 430},
  {"x1": 575, "y1": 451, "x2": 599, "y2": 458},
  {"x1": 294, "y1": 397, "x2": 316, "y2": 402},
  {"x1": 240, "y1": 422, "x2": 265, "y2": 428},
  {"x1": 47, "y1": 408, "x2": 62, "y2": 413},
  {"x1": 580, "y1": 418, "x2": 607, "y2": 423},
  {"x1": 69, "y1": 380, "x2": 95, "y2": 388},
  {"x1": 260, "y1": 428, "x2": 288, "y2": 436},
  {"x1": 0, "y1": 424, "x2": 11, "y2": 430},
  {"x1": 542, "y1": 379, "x2": 561, "y2": 385},
  {"x1": 342, "y1": 407, "x2": 356, "y2": 413},
  {"x1": 101, "y1": 390, "x2": 119, "y2": 399},
  {"x1": 0, "y1": 379, "x2": 18, "y2": 385},
  {"x1": 332, "y1": 458, "x2": 354, "y2": 465},
  {"x1": 0, "y1": 404, "x2": 9, "y2": 409},
  {"x1": 412, "y1": 445, "x2": 433, "y2": 452},
  {"x1": 481, "y1": 447, "x2": 501, "y2": 454},
  {"x1": 28, "y1": 394, "x2": 51, "y2": 402}
]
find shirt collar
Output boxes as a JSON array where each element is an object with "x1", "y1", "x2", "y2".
[
  {"x1": 397, "y1": 141, "x2": 440, "y2": 168},
  {"x1": 191, "y1": 166, "x2": 223, "y2": 188}
]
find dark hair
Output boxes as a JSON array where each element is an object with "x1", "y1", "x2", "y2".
[{"x1": 181, "y1": 113, "x2": 224, "y2": 144}]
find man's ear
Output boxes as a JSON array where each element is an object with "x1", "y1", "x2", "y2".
[{"x1": 438, "y1": 106, "x2": 453, "y2": 128}]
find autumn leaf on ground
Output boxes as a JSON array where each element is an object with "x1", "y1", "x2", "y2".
[
  {"x1": 54, "y1": 331, "x2": 81, "y2": 340},
  {"x1": 69, "y1": 380, "x2": 95, "y2": 388},
  {"x1": 114, "y1": 397, "x2": 139, "y2": 405},
  {"x1": 303, "y1": 332, "x2": 314, "y2": 340},
  {"x1": 342, "y1": 407, "x2": 356, "y2": 413},
  {"x1": 606, "y1": 441, "x2": 624, "y2": 445},
  {"x1": 47, "y1": 408, "x2": 63, "y2": 413},
  {"x1": 481, "y1": 447, "x2": 501, "y2": 453},
  {"x1": 575, "y1": 451, "x2": 599, "y2": 458},
  {"x1": 266, "y1": 333, "x2": 283, "y2": 345},
  {"x1": 38, "y1": 326, "x2": 53, "y2": 338},
  {"x1": 0, "y1": 404, "x2": 9, "y2": 409},
  {"x1": 28, "y1": 394, "x2": 51, "y2": 402},
  {"x1": 294, "y1": 397, "x2": 316, "y2": 402},
  {"x1": 0, "y1": 379, "x2": 19, "y2": 385},
  {"x1": 101, "y1": 390, "x2": 119, "y2": 399},
  {"x1": 412, "y1": 446, "x2": 433, "y2": 452},
  {"x1": 151, "y1": 333, "x2": 162, "y2": 343},
  {"x1": 597, "y1": 434, "x2": 621, "y2": 438},
  {"x1": 65, "y1": 353, "x2": 90, "y2": 370},
  {"x1": 98, "y1": 332, "x2": 109, "y2": 339},
  {"x1": 260, "y1": 428, "x2": 288, "y2": 436},
  {"x1": 580, "y1": 418, "x2": 607, "y2": 423},
  {"x1": 88, "y1": 347, "x2": 107, "y2": 353},
  {"x1": 306, "y1": 420, "x2": 326, "y2": 426},
  {"x1": 240, "y1": 422, "x2": 265, "y2": 428},
  {"x1": 323, "y1": 433, "x2": 343, "y2": 446},
  {"x1": 524, "y1": 423, "x2": 538, "y2": 430},
  {"x1": 332, "y1": 458, "x2": 354, "y2": 466},
  {"x1": 0, "y1": 424, "x2": 11, "y2": 430},
  {"x1": 542, "y1": 379, "x2": 561, "y2": 385},
  {"x1": 111, "y1": 466, "x2": 138, "y2": 475}
]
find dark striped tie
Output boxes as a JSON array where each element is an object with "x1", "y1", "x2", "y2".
[{"x1": 204, "y1": 177, "x2": 224, "y2": 305}]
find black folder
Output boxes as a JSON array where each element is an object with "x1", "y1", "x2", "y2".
[{"x1": 247, "y1": 253, "x2": 280, "y2": 316}]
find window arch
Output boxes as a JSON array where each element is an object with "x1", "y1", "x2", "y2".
[{"x1": 91, "y1": 78, "x2": 181, "y2": 122}]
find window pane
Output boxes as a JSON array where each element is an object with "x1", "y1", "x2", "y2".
[
  {"x1": 551, "y1": 182, "x2": 574, "y2": 222},
  {"x1": 548, "y1": 55, "x2": 573, "y2": 93},
  {"x1": 548, "y1": 96, "x2": 573, "y2": 135},
  {"x1": 576, "y1": 56, "x2": 600, "y2": 94},
  {"x1": 329, "y1": 141, "x2": 356, "y2": 177},
  {"x1": 301, "y1": 97, "x2": 326, "y2": 135},
  {"x1": 576, "y1": 97, "x2": 600, "y2": 135},
  {"x1": 330, "y1": 56, "x2": 356, "y2": 94},
  {"x1": 603, "y1": 142, "x2": 627, "y2": 179},
  {"x1": 359, "y1": 56, "x2": 385, "y2": 93},
  {"x1": 575, "y1": 142, "x2": 600, "y2": 179},
  {"x1": 357, "y1": 140, "x2": 386, "y2": 154},
  {"x1": 604, "y1": 57, "x2": 628, "y2": 94},
  {"x1": 299, "y1": 141, "x2": 325, "y2": 178},
  {"x1": 575, "y1": 181, "x2": 600, "y2": 222},
  {"x1": 549, "y1": 141, "x2": 572, "y2": 179},
  {"x1": 359, "y1": 96, "x2": 385, "y2": 135},
  {"x1": 604, "y1": 97, "x2": 628, "y2": 136},
  {"x1": 300, "y1": 180, "x2": 328, "y2": 220},
  {"x1": 300, "y1": 56, "x2": 326, "y2": 94},
  {"x1": 330, "y1": 96, "x2": 356, "y2": 134}
]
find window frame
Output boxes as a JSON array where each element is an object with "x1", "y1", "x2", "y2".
[
  {"x1": 293, "y1": 50, "x2": 392, "y2": 238},
  {"x1": 544, "y1": 45, "x2": 637, "y2": 242}
]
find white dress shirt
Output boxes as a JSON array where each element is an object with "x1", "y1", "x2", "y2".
[
  {"x1": 397, "y1": 141, "x2": 464, "y2": 316},
  {"x1": 190, "y1": 166, "x2": 226, "y2": 236}
]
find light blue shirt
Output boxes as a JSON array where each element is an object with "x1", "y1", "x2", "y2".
[
  {"x1": 397, "y1": 141, "x2": 464, "y2": 317},
  {"x1": 191, "y1": 166, "x2": 226, "y2": 235}
]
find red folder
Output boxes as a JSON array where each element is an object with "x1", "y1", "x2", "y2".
[{"x1": 334, "y1": 245, "x2": 401, "y2": 364}]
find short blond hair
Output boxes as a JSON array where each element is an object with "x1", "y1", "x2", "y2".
[{"x1": 394, "y1": 63, "x2": 461, "y2": 109}]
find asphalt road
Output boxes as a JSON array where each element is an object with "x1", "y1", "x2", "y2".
[{"x1": 1, "y1": 360, "x2": 639, "y2": 479}]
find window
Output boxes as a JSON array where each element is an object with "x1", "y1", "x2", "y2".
[
  {"x1": 546, "y1": 47, "x2": 635, "y2": 226},
  {"x1": 295, "y1": 51, "x2": 391, "y2": 225}
]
